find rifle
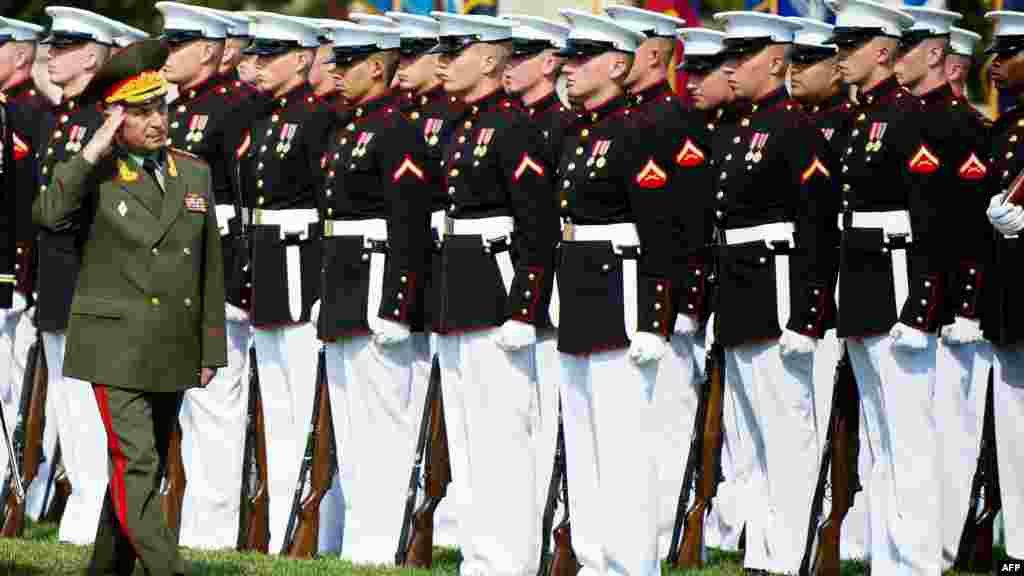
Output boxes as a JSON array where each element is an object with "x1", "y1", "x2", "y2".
[
  {"x1": 546, "y1": 403, "x2": 578, "y2": 576},
  {"x1": 537, "y1": 399, "x2": 565, "y2": 576},
  {"x1": 954, "y1": 368, "x2": 1001, "y2": 572},
  {"x1": 667, "y1": 339, "x2": 725, "y2": 568},
  {"x1": 396, "y1": 355, "x2": 451, "y2": 567},
  {"x1": 281, "y1": 347, "x2": 335, "y2": 558},
  {"x1": 1, "y1": 335, "x2": 46, "y2": 538},
  {"x1": 159, "y1": 406, "x2": 186, "y2": 543},
  {"x1": 39, "y1": 440, "x2": 71, "y2": 523},
  {"x1": 238, "y1": 346, "x2": 270, "y2": 553},
  {"x1": 799, "y1": 344, "x2": 861, "y2": 576}
]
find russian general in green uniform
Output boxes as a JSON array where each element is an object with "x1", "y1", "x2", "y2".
[{"x1": 32, "y1": 40, "x2": 226, "y2": 576}]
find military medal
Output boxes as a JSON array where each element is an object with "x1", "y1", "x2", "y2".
[
  {"x1": 589, "y1": 140, "x2": 611, "y2": 169},
  {"x1": 866, "y1": 122, "x2": 887, "y2": 153},
  {"x1": 186, "y1": 115, "x2": 209, "y2": 143},
  {"x1": 352, "y1": 132, "x2": 374, "y2": 158},
  {"x1": 66, "y1": 125, "x2": 87, "y2": 153},
  {"x1": 746, "y1": 132, "x2": 768, "y2": 163},
  {"x1": 277, "y1": 123, "x2": 297, "y2": 155},
  {"x1": 475, "y1": 128, "x2": 494, "y2": 157},
  {"x1": 424, "y1": 118, "x2": 443, "y2": 147},
  {"x1": 184, "y1": 192, "x2": 209, "y2": 213}
]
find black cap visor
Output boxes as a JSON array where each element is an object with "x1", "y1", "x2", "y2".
[
  {"x1": 510, "y1": 38, "x2": 553, "y2": 58},
  {"x1": 897, "y1": 29, "x2": 944, "y2": 53},
  {"x1": 159, "y1": 29, "x2": 208, "y2": 45},
  {"x1": 399, "y1": 37, "x2": 438, "y2": 57},
  {"x1": 829, "y1": 27, "x2": 891, "y2": 50},
  {"x1": 41, "y1": 30, "x2": 102, "y2": 47},
  {"x1": 678, "y1": 54, "x2": 725, "y2": 73},
  {"x1": 789, "y1": 44, "x2": 837, "y2": 65},
  {"x1": 987, "y1": 35, "x2": 1024, "y2": 56},
  {"x1": 721, "y1": 36, "x2": 776, "y2": 58},
  {"x1": 557, "y1": 38, "x2": 623, "y2": 59},
  {"x1": 244, "y1": 38, "x2": 302, "y2": 56},
  {"x1": 429, "y1": 34, "x2": 481, "y2": 55},
  {"x1": 328, "y1": 44, "x2": 379, "y2": 65}
]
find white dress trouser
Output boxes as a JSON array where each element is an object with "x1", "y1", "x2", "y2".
[
  {"x1": 179, "y1": 318, "x2": 252, "y2": 550},
  {"x1": 652, "y1": 333, "x2": 703, "y2": 558},
  {"x1": 43, "y1": 330, "x2": 108, "y2": 545},
  {"x1": 252, "y1": 323, "x2": 318, "y2": 554},
  {"x1": 812, "y1": 329, "x2": 872, "y2": 561},
  {"x1": 725, "y1": 340, "x2": 818, "y2": 574},
  {"x1": 847, "y1": 334, "x2": 941, "y2": 576},
  {"x1": 559, "y1": 348, "x2": 660, "y2": 576},
  {"x1": 936, "y1": 338, "x2": 992, "y2": 568},
  {"x1": 710, "y1": 337, "x2": 747, "y2": 554},
  {"x1": 438, "y1": 329, "x2": 539, "y2": 576},
  {"x1": 993, "y1": 343, "x2": 1024, "y2": 559},
  {"x1": 325, "y1": 334, "x2": 417, "y2": 564}
]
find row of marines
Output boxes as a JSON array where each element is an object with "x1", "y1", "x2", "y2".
[{"x1": 3, "y1": 0, "x2": 1024, "y2": 575}]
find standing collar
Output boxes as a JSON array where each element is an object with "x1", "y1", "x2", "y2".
[
  {"x1": 583, "y1": 94, "x2": 629, "y2": 125},
  {"x1": 859, "y1": 75, "x2": 903, "y2": 107},
  {"x1": 630, "y1": 80, "x2": 672, "y2": 107},
  {"x1": 350, "y1": 92, "x2": 397, "y2": 122},
  {"x1": 526, "y1": 90, "x2": 562, "y2": 117}
]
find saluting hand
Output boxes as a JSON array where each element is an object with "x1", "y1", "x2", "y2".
[{"x1": 81, "y1": 105, "x2": 125, "y2": 165}]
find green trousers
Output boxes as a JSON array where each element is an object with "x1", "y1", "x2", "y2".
[{"x1": 88, "y1": 384, "x2": 184, "y2": 576}]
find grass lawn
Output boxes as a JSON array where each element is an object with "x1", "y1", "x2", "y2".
[{"x1": 0, "y1": 522, "x2": 999, "y2": 575}]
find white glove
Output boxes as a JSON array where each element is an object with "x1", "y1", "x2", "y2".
[
  {"x1": 308, "y1": 300, "x2": 320, "y2": 325},
  {"x1": 10, "y1": 291, "x2": 27, "y2": 313},
  {"x1": 628, "y1": 331, "x2": 667, "y2": 365},
  {"x1": 988, "y1": 193, "x2": 1024, "y2": 235},
  {"x1": 704, "y1": 312, "x2": 717, "y2": 349},
  {"x1": 779, "y1": 329, "x2": 816, "y2": 357},
  {"x1": 494, "y1": 319, "x2": 537, "y2": 351},
  {"x1": 889, "y1": 322, "x2": 929, "y2": 350},
  {"x1": 941, "y1": 316, "x2": 984, "y2": 345},
  {"x1": 673, "y1": 313, "x2": 699, "y2": 336},
  {"x1": 225, "y1": 302, "x2": 250, "y2": 323},
  {"x1": 373, "y1": 318, "x2": 411, "y2": 347}
]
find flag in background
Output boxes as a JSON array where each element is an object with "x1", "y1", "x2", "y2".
[
  {"x1": 643, "y1": 0, "x2": 701, "y2": 97},
  {"x1": 747, "y1": 0, "x2": 834, "y2": 21},
  {"x1": 354, "y1": 0, "x2": 488, "y2": 17}
]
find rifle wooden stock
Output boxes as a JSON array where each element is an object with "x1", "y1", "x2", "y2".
[
  {"x1": 800, "y1": 347, "x2": 860, "y2": 576},
  {"x1": 399, "y1": 356, "x2": 450, "y2": 568},
  {"x1": 2, "y1": 338, "x2": 46, "y2": 538},
  {"x1": 549, "y1": 519, "x2": 578, "y2": 576},
  {"x1": 954, "y1": 369, "x2": 1001, "y2": 572},
  {"x1": 283, "y1": 349, "x2": 334, "y2": 559},
  {"x1": 239, "y1": 347, "x2": 270, "y2": 553},
  {"x1": 160, "y1": 422, "x2": 186, "y2": 542}
]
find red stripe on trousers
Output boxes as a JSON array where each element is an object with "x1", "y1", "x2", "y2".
[{"x1": 92, "y1": 384, "x2": 137, "y2": 546}]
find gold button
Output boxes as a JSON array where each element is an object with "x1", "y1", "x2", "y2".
[
  {"x1": 568, "y1": 162, "x2": 576, "y2": 171},
  {"x1": 151, "y1": 297, "x2": 160, "y2": 306},
  {"x1": 563, "y1": 180, "x2": 571, "y2": 189},
  {"x1": 464, "y1": 121, "x2": 472, "y2": 129},
  {"x1": 448, "y1": 186, "x2": 456, "y2": 195},
  {"x1": 524, "y1": 290, "x2": 532, "y2": 298},
  {"x1": 184, "y1": 298, "x2": 192, "y2": 307},
  {"x1": 655, "y1": 303, "x2": 662, "y2": 310},
  {"x1": 171, "y1": 122, "x2": 180, "y2": 129},
  {"x1": 450, "y1": 169, "x2": 459, "y2": 177},
  {"x1": 454, "y1": 152, "x2": 462, "y2": 160},
  {"x1": 327, "y1": 207, "x2": 334, "y2": 216},
  {"x1": 842, "y1": 183, "x2": 850, "y2": 192},
  {"x1": 656, "y1": 284, "x2": 663, "y2": 292},
  {"x1": 184, "y1": 248, "x2": 191, "y2": 255},
  {"x1": 53, "y1": 130, "x2": 63, "y2": 139},
  {"x1": 521, "y1": 308, "x2": 528, "y2": 315},
  {"x1": 576, "y1": 146, "x2": 584, "y2": 156},
  {"x1": 257, "y1": 179, "x2": 263, "y2": 189},
  {"x1": 401, "y1": 275, "x2": 408, "y2": 283},
  {"x1": 581, "y1": 129, "x2": 589, "y2": 137},
  {"x1": 741, "y1": 118, "x2": 750, "y2": 127},
  {"x1": 653, "y1": 321, "x2": 660, "y2": 328},
  {"x1": 151, "y1": 247, "x2": 159, "y2": 255},
  {"x1": 178, "y1": 105, "x2": 187, "y2": 113},
  {"x1": 394, "y1": 309, "x2": 401, "y2": 316},
  {"x1": 258, "y1": 196, "x2": 265, "y2": 205},
  {"x1": 459, "y1": 136, "x2": 466, "y2": 144},
  {"x1": 733, "y1": 136, "x2": 740, "y2": 144},
  {"x1": 15, "y1": 247, "x2": 22, "y2": 255},
  {"x1": 325, "y1": 189, "x2": 333, "y2": 198},
  {"x1": 528, "y1": 273, "x2": 536, "y2": 281},
  {"x1": 560, "y1": 199, "x2": 568, "y2": 208},
  {"x1": 602, "y1": 264, "x2": 610, "y2": 272}
]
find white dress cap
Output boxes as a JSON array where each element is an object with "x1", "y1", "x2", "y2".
[
  {"x1": 714, "y1": 11, "x2": 801, "y2": 43},
  {"x1": 43, "y1": 6, "x2": 124, "y2": 46},
  {"x1": 350, "y1": 13, "x2": 399, "y2": 28},
  {"x1": 677, "y1": 27, "x2": 725, "y2": 56},
  {"x1": 322, "y1": 20, "x2": 401, "y2": 51},
  {"x1": 789, "y1": 17, "x2": 835, "y2": 48},
  {"x1": 984, "y1": 11, "x2": 1024, "y2": 55},
  {"x1": 605, "y1": 5, "x2": 686, "y2": 38},
  {"x1": 430, "y1": 12, "x2": 514, "y2": 43},
  {"x1": 827, "y1": 0, "x2": 914, "y2": 37},
  {"x1": 386, "y1": 11, "x2": 440, "y2": 40},
  {"x1": 244, "y1": 11, "x2": 321, "y2": 49},
  {"x1": 503, "y1": 14, "x2": 570, "y2": 49},
  {"x1": 156, "y1": 2, "x2": 234, "y2": 40},
  {"x1": 903, "y1": 6, "x2": 962, "y2": 36},
  {"x1": 0, "y1": 17, "x2": 44, "y2": 42},
  {"x1": 559, "y1": 8, "x2": 646, "y2": 54},
  {"x1": 948, "y1": 26, "x2": 980, "y2": 57},
  {"x1": 113, "y1": 23, "x2": 149, "y2": 48},
  {"x1": 201, "y1": 8, "x2": 251, "y2": 37}
]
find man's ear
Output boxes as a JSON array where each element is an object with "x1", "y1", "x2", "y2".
[
  {"x1": 768, "y1": 51, "x2": 788, "y2": 78},
  {"x1": 542, "y1": 52, "x2": 562, "y2": 77},
  {"x1": 609, "y1": 53, "x2": 628, "y2": 81},
  {"x1": 370, "y1": 56, "x2": 385, "y2": 81},
  {"x1": 926, "y1": 41, "x2": 946, "y2": 69}
]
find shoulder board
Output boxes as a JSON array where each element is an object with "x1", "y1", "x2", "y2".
[{"x1": 169, "y1": 147, "x2": 207, "y2": 164}]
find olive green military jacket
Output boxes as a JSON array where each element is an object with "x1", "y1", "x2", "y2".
[{"x1": 33, "y1": 149, "x2": 227, "y2": 392}]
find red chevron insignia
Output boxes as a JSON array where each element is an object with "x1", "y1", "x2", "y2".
[
  {"x1": 236, "y1": 130, "x2": 251, "y2": 159},
  {"x1": 636, "y1": 158, "x2": 667, "y2": 189},
  {"x1": 958, "y1": 152, "x2": 987, "y2": 181},
  {"x1": 392, "y1": 154, "x2": 424, "y2": 182},
  {"x1": 800, "y1": 156, "x2": 830, "y2": 184},
  {"x1": 908, "y1": 144, "x2": 939, "y2": 174},
  {"x1": 12, "y1": 132, "x2": 28, "y2": 161},
  {"x1": 675, "y1": 138, "x2": 705, "y2": 167},
  {"x1": 514, "y1": 154, "x2": 545, "y2": 181}
]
